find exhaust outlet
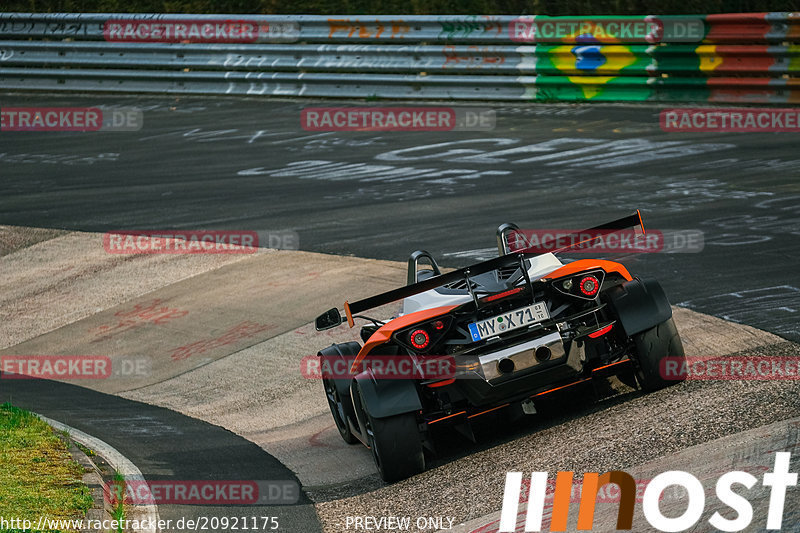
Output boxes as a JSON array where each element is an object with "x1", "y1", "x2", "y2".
[
  {"x1": 497, "y1": 358, "x2": 515, "y2": 374},
  {"x1": 535, "y1": 346, "x2": 552, "y2": 362}
]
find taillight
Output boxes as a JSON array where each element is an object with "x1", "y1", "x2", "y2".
[
  {"x1": 579, "y1": 276, "x2": 599, "y2": 297},
  {"x1": 484, "y1": 287, "x2": 523, "y2": 302},
  {"x1": 399, "y1": 316, "x2": 452, "y2": 352},
  {"x1": 552, "y1": 270, "x2": 605, "y2": 300},
  {"x1": 410, "y1": 329, "x2": 430, "y2": 350},
  {"x1": 588, "y1": 324, "x2": 614, "y2": 338}
]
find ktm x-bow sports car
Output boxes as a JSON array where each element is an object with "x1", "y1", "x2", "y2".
[{"x1": 315, "y1": 212, "x2": 686, "y2": 482}]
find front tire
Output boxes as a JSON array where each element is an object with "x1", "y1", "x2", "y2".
[
  {"x1": 353, "y1": 381, "x2": 425, "y2": 482},
  {"x1": 632, "y1": 317, "x2": 685, "y2": 391}
]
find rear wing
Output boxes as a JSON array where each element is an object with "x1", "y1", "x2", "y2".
[{"x1": 319, "y1": 211, "x2": 644, "y2": 329}]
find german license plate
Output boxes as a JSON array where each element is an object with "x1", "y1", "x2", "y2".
[{"x1": 468, "y1": 302, "x2": 549, "y2": 342}]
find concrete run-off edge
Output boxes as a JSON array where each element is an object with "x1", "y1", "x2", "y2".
[
  {"x1": 0, "y1": 227, "x2": 251, "y2": 350},
  {"x1": 64, "y1": 439, "x2": 114, "y2": 533},
  {"x1": 37, "y1": 414, "x2": 160, "y2": 533}
]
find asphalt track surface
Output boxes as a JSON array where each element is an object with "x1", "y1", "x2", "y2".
[
  {"x1": 1, "y1": 378, "x2": 321, "y2": 533},
  {"x1": 1, "y1": 94, "x2": 798, "y2": 343},
  {"x1": 1, "y1": 94, "x2": 799, "y2": 533}
]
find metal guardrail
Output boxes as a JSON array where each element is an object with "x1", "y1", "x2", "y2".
[
  {"x1": 3, "y1": 41, "x2": 799, "y2": 76},
  {"x1": 1, "y1": 12, "x2": 799, "y2": 102}
]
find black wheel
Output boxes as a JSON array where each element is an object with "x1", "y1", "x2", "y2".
[
  {"x1": 323, "y1": 375, "x2": 358, "y2": 444},
  {"x1": 631, "y1": 317, "x2": 686, "y2": 391},
  {"x1": 353, "y1": 382, "x2": 425, "y2": 482}
]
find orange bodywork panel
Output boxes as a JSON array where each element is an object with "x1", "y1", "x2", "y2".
[
  {"x1": 347, "y1": 260, "x2": 630, "y2": 373},
  {"x1": 543, "y1": 259, "x2": 632, "y2": 282},
  {"x1": 350, "y1": 305, "x2": 460, "y2": 372}
]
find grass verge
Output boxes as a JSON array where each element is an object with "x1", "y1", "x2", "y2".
[
  {"x1": 109, "y1": 471, "x2": 126, "y2": 533},
  {"x1": 0, "y1": 403, "x2": 93, "y2": 532}
]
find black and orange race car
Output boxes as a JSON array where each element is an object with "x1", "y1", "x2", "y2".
[{"x1": 315, "y1": 212, "x2": 686, "y2": 482}]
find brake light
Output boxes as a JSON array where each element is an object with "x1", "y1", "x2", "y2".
[
  {"x1": 588, "y1": 324, "x2": 614, "y2": 338},
  {"x1": 433, "y1": 320, "x2": 445, "y2": 330},
  {"x1": 579, "y1": 276, "x2": 599, "y2": 296},
  {"x1": 484, "y1": 287, "x2": 523, "y2": 302},
  {"x1": 410, "y1": 329, "x2": 430, "y2": 349},
  {"x1": 426, "y1": 378, "x2": 455, "y2": 388}
]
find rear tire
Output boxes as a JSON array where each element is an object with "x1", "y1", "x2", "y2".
[
  {"x1": 323, "y1": 375, "x2": 358, "y2": 444},
  {"x1": 319, "y1": 342, "x2": 362, "y2": 445},
  {"x1": 353, "y1": 381, "x2": 425, "y2": 482},
  {"x1": 632, "y1": 317, "x2": 685, "y2": 391}
]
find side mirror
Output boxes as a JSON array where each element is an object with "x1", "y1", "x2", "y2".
[{"x1": 315, "y1": 308, "x2": 343, "y2": 331}]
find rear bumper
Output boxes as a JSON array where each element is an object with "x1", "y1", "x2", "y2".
[
  {"x1": 454, "y1": 329, "x2": 586, "y2": 406},
  {"x1": 476, "y1": 331, "x2": 567, "y2": 381}
]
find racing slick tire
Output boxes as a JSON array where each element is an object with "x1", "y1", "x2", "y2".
[
  {"x1": 353, "y1": 380, "x2": 425, "y2": 482},
  {"x1": 631, "y1": 317, "x2": 686, "y2": 391},
  {"x1": 319, "y1": 342, "x2": 361, "y2": 444}
]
